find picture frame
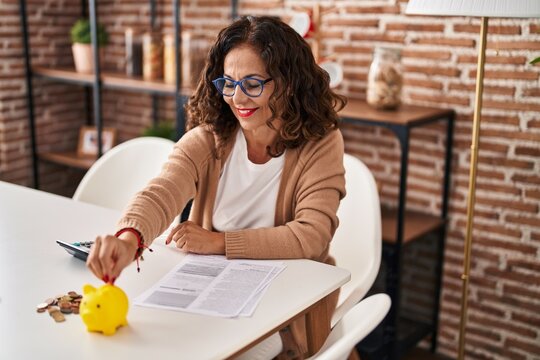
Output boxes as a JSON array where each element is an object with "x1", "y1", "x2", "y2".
[{"x1": 77, "y1": 126, "x2": 117, "y2": 157}]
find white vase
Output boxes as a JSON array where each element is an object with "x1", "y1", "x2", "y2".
[{"x1": 72, "y1": 43, "x2": 103, "y2": 73}]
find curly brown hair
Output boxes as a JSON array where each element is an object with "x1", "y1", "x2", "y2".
[{"x1": 186, "y1": 15, "x2": 346, "y2": 157}]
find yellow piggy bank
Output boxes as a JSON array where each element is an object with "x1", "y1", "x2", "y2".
[{"x1": 80, "y1": 284, "x2": 128, "y2": 335}]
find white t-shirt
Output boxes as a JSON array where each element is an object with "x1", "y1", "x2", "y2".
[{"x1": 213, "y1": 130, "x2": 285, "y2": 232}]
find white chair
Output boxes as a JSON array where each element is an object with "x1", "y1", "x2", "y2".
[
  {"x1": 237, "y1": 154, "x2": 382, "y2": 360},
  {"x1": 308, "y1": 294, "x2": 391, "y2": 360},
  {"x1": 330, "y1": 153, "x2": 382, "y2": 327},
  {"x1": 73, "y1": 137, "x2": 175, "y2": 211}
]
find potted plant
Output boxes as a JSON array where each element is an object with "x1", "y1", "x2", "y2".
[
  {"x1": 142, "y1": 121, "x2": 177, "y2": 141},
  {"x1": 70, "y1": 19, "x2": 108, "y2": 73}
]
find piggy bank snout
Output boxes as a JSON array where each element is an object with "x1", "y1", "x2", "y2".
[{"x1": 81, "y1": 312, "x2": 93, "y2": 324}]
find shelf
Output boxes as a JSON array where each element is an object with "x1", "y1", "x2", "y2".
[
  {"x1": 382, "y1": 207, "x2": 445, "y2": 244},
  {"x1": 32, "y1": 67, "x2": 192, "y2": 96},
  {"x1": 357, "y1": 315, "x2": 432, "y2": 357},
  {"x1": 340, "y1": 99, "x2": 454, "y2": 127},
  {"x1": 396, "y1": 316, "x2": 432, "y2": 354},
  {"x1": 40, "y1": 152, "x2": 96, "y2": 170}
]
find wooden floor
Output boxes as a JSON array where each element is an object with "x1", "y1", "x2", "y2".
[{"x1": 402, "y1": 348, "x2": 451, "y2": 360}]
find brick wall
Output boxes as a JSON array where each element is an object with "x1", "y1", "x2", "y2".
[{"x1": 1, "y1": 0, "x2": 539, "y2": 359}]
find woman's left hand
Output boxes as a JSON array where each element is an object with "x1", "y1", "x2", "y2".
[{"x1": 165, "y1": 221, "x2": 226, "y2": 255}]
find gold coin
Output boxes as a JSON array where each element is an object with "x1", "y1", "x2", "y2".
[
  {"x1": 36, "y1": 302, "x2": 49, "y2": 311},
  {"x1": 50, "y1": 310, "x2": 65, "y2": 323},
  {"x1": 58, "y1": 301, "x2": 71, "y2": 309},
  {"x1": 60, "y1": 307, "x2": 72, "y2": 314},
  {"x1": 45, "y1": 298, "x2": 55, "y2": 306}
]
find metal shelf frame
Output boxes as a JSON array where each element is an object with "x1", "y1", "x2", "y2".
[
  {"x1": 340, "y1": 100, "x2": 455, "y2": 359},
  {"x1": 19, "y1": 0, "x2": 200, "y2": 188}
]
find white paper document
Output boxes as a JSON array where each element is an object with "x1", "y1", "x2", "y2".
[{"x1": 134, "y1": 254, "x2": 285, "y2": 317}]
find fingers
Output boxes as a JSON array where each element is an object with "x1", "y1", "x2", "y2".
[
  {"x1": 174, "y1": 223, "x2": 189, "y2": 249},
  {"x1": 165, "y1": 223, "x2": 182, "y2": 245},
  {"x1": 167, "y1": 222, "x2": 190, "y2": 248},
  {"x1": 99, "y1": 235, "x2": 118, "y2": 283},
  {"x1": 86, "y1": 235, "x2": 132, "y2": 284},
  {"x1": 86, "y1": 236, "x2": 104, "y2": 281}
]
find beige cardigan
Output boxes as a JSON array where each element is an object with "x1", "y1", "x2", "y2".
[
  {"x1": 118, "y1": 125, "x2": 346, "y2": 265},
  {"x1": 117, "y1": 125, "x2": 346, "y2": 357}
]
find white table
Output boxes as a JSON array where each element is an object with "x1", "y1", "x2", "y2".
[{"x1": 0, "y1": 181, "x2": 350, "y2": 359}]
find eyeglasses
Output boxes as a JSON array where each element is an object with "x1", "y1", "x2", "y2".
[{"x1": 212, "y1": 77, "x2": 273, "y2": 98}]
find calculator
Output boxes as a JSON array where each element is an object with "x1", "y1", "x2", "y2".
[{"x1": 56, "y1": 240, "x2": 94, "y2": 261}]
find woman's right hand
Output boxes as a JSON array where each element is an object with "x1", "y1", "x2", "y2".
[{"x1": 86, "y1": 232, "x2": 139, "y2": 284}]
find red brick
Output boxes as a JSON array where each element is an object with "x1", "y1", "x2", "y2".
[
  {"x1": 454, "y1": 24, "x2": 521, "y2": 35},
  {"x1": 405, "y1": 65, "x2": 461, "y2": 77},
  {"x1": 448, "y1": 82, "x2": 516, "y2": 96},
  {"x1": 512, "y1": 173, "x2": 540, "y2": 185},
  {"x1": 457, "y1": 55, "x2": 527, "y2": 65},
  {"x1": 474, "y1": 236, "x2": 532, "y2": 253},
  {"x1": 505, "y1": 338, "x2": 540, "y2": 355},
  {"x1": 505, "y1": 215, "x2": 540, "y2": 227},
  {"x1": 333, "y1": 45, "x2": 372, "y2": 55},
  {"x1": 481, "y1": 129, "x2": 540, "y2": 142},
  {"x1": 472, "y1": 70, "x2": 539, "y2": 81},
  {"x1": 528, "y1": 119, "x2": 540, "y2": 129},
  {"x1": 402, "y1": 49, "x2": 452, "y2": 60},
  {"x1": 403, "y1": 78, "x2": 444, "y2": 90},
  {"x1": 409, "y1": 92, "x2": 469, "y2": 106},
  {"x1": 511, "y1": 312, "x2": 540, "y2": 329},
  {"x1": 386, "y1": 23, "x2": 444, "y2": 32},
  {"x1": 523, "y1": 87, "x2": 540, "y2": 97},
  {"x1": 412, "y1": 37, "x2": 475, "y2": 47},
  {"x1": 489, "y1": 40, "x2": 540, "y2": 51},
  {"x1": 326, "y1": 19, "x2": 378, "y2": 27},
  {"x1": 525, "y1": 189, "x2": 540, "y2": 200},
  {"x1": 345, "y1": 5, "x2": 400, "y2": 14},
  {"x1": 350, "y1": 33, "x2": 405, "y2": 44}
]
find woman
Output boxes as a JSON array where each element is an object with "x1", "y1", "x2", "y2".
[{"x1": 87, "y1": 15, "x2": 346, "y2": 358}]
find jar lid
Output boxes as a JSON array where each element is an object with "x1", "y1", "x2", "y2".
[{"x1": 374, "y1": 47, "x2": 401, "y2": 59}]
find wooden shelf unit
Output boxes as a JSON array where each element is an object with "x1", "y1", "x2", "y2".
[
  {"x1": 20, "y1": 0, "x2": 212, "y2": 186},
  {"x1": 381, "y1": 208, "x2": 445, "y2": 245},
  {"x1": 33, "y1": 67, "x2": 193, "y2": 96},
  {"x1": 40, "y1": 152, "x2": 96, "y2": 170},
  {"x1": 340, "y1": 99, "x2": 455, "y2": 359}
]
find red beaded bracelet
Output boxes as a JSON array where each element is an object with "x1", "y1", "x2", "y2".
[{"x1": 115, "y1": 227, "x2": 152, "y2": 272}]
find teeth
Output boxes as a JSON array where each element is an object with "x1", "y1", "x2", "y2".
[{"x1": 237, "y1": 108, "x2": 256, "y2": 115}]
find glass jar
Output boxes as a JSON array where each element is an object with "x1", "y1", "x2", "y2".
[
  {"x1": 366, "y1": 47, "x2": 403, "y2": 110},
  {"x1": 142, "y1": 31, "x2": 163, "y2": 80},
  {"x1": 163, "y1": 33, "x2": 176, "y2": 85},
  {"x1": 125, "y1": 28, "x2": 143, "y2": 77}
]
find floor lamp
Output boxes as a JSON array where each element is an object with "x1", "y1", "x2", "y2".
[{"x1": 405, "y1": 1, "x2": 540, "y2": 359}]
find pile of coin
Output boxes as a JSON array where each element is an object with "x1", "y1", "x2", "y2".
[{"x1": 36, "y1": 291, "x2": 83, "y2": 323}]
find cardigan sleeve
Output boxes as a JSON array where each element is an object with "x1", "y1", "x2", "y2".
[
  {"x1": 224, "y1": 129, "x2": 346, "y2": 261},
  {"x1": 116, "y1": 127, "x2": 213, "y2": 245}
]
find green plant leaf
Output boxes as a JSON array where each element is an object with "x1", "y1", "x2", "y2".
[
  {"x1": 70, "y1": 19, "x2": 108, "y2": 46},
  {"x1": 530, "y1": 56, "x2": 540, "y2": 65},
  {"x1": 142, "y1": 121, "x2": 177, "y2": 141}
]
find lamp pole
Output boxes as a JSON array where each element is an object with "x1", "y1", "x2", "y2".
[{"x1": 457, "y1": 16, "x2": 489, "y2": 360}]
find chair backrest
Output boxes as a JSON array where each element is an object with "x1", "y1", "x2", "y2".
[
  {"x1": 309, "y1": 294, "x2": 391, "y2": 360},
  {"x1": 330, "y1": 153, "x2": 382, "y2": 327},
  {"x1": 73, "y1": 137, "x2": 175, "y2": 211}
]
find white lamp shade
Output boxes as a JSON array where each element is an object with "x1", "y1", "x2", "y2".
[{"x1": 406, "y1": 0, "x2": 540, "y2": 18}]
